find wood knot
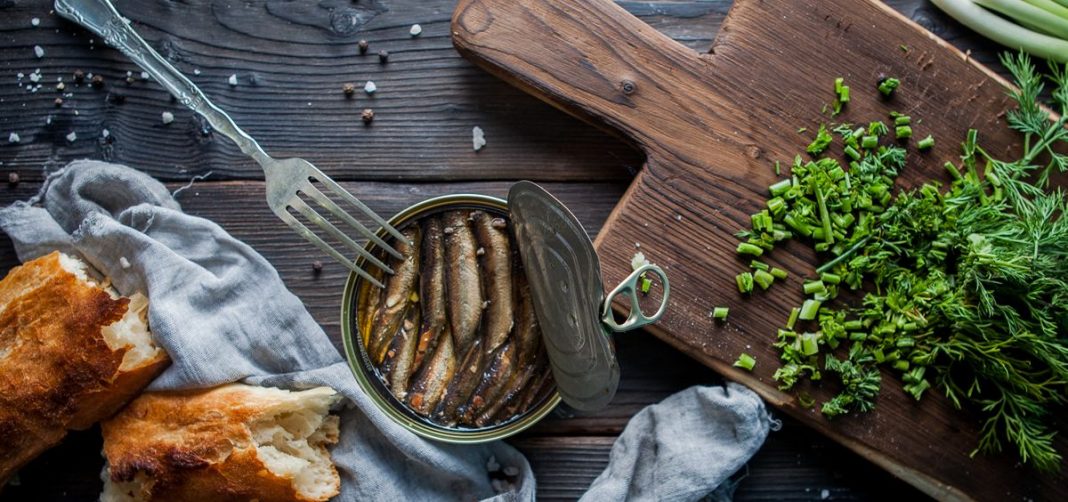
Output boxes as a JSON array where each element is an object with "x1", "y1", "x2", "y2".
[{"x1": 620, "y1": 80, "x2": 636, "y2": 95}]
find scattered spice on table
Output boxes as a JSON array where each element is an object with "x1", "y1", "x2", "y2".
[
  {"x1": 228, "y1": 74, "x2": 238, "y2": 86},
  {"x1": 358, "y1": 39, "x2": 369, "y2": 55},
  {"x1": 378, "y1": 50, "x2": 389, "y2": 64},
  {"x1": 410, "y1": 24, "x2": 422, "y2": 37},
  {"x1": 73, "y1": 69, "x2": 84, "y2": 83},
  {"x1": 53, "y1": 97, "x2": 62, "y2": 107},
  {"x1": 364, "y1": 81, "x2": 377, "y2": 95},
  {"x1": 8, "y1": 172, "x2": 19, "y2": 185},
  {"x1": 161, "y1": 111, "x2": 174, "y2": 125},
  {"x1": 343, "y1": 83, "x2": 356, "y2": 97},
  {"x1": 472, "y1": 126, "x2": 486, "y2": 151},
  {"x1": 33, "y1": 45, "x2": 44, "y2": 58},
  {"x1": 91, "y1": 74, "x2": 104, "y2": 88},
  {"x1": 8, "y1": 133, "x2": 20, "y2": 144},
  {"x1": 362, "y1": 108, "x2": 375, "y2": 125}
]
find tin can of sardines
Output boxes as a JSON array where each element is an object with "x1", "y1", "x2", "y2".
[{"x1": 341, "y1": 182, "x2": 669, "y2": 443}]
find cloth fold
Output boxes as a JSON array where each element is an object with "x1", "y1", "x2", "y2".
[{"x1": 0, "y1": 160, "x2": 770, "y2": 501}]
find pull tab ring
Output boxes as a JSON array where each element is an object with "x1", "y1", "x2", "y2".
[{"x1": 600, "y1": 264, "x2": 670, "y2": 332}]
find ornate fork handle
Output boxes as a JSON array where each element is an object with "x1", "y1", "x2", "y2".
[{"x1": 55, "y1": 0, "x2": 271, "y2": 165}]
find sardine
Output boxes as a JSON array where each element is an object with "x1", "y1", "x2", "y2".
[
  {"x1": 472, "y1": 211, "x2": 514, "y2": 354},
  {"x1": 476, "y1": 340, "x2": 542, "y2": 426},
  {"x1": 460, "y1": 341, "x2": 518, "y2": 426},
  {"x1": 414, "y1": 216, "x2": 447, "y2": 370},
  {"x1": 381, "y1": 305, "x2": 420, "y2": 400},
  {"x1": 407, "y1": 330, "x2": 457, "y2": 416},
  {"x1": 510, "y1": 361, "x2": 554, "y2": 417},
  {"x1": 444, "y1": 210, "x2": 482, "y2": 353},
  {"x1": 368, "y1": 225, "x2": 421, "y2": 364},
  {"x1": 433, "y1": 339, "x2": 485, "y2": 425},
  {"x1": 513, "y1": 270, "x2": 540, "y2": 368}
]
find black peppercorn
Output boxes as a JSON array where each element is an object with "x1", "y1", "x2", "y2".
[
  {"x1": 378, "y1": 50, "x2": 389, "y2": 64},
  {"x1": 8, "y1": 172, "x2": 19, "y2": 185},
  {"x1": 342, "y1": 83, "x2": 356, "y2": 97},
  {"x1": 358, "y1": 40, "x2": 369, "y2": 55},
  {"x1": 73, "y1": 69, "x2": 85, "y2": 83},
  {"x1": 91, "y1": 74, "x2": 104, "y2": 88},
  {"x1": 361, "y1": 108, "x2": 374, "y2": 124}
]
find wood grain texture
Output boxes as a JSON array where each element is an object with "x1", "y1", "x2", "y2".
[
  {"x1": 452, "y1": 0, "x2": 1066, "y2": 500},
  {"x1": 0, "y1": 0, "x2": 1033, "y2": 499}
]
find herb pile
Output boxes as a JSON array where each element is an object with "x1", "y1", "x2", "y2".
[{"x1": 734, "y1": 52, "x2": 1068, "y2": 470}]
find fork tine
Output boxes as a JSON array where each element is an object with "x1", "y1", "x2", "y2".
[
  {"x1": 299, "y1": 181, "x2": 403, "y2": 260},
  {"x1": 309, "y1": 173, "x2": 410, "y2": 245},
  {"x1": 276, "y1": 210, "x2": 386, "y2": 288},
  {"x1": 289, "y1": 196, "x2": 394, "y2": 275}
]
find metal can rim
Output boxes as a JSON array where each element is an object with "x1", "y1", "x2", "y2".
[{"x1": 340, "y1": 193, "x2": 562, "y2": 443}]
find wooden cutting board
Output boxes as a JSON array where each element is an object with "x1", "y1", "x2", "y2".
[{"x1": 451, "y1": 0, "x2": 1066, "y2": 500}]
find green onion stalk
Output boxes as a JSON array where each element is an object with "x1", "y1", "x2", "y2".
[{"x1": 932, "y1": 0, "x2": 1068, "y2": 63}]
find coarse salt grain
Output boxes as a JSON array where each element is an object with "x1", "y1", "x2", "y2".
[
  {"x1": 410, "y1": 24, "x2": 422, "y2": 36},
  {"x1": 31, "y1": 18, "x2": 40, "y2": 27},
  {"x1": 193, "y1": 69, "x2": 201, "y2": 75},
  {"x1": 472, "y1": 126, "x2": 486, "y2": 151},
  {"x1": 364, "y1": 81, "x2": 376, "y2": 94},
  {"x1": 161, "y1": 111, "x2": 174, "y2": 124},
  {"x1": 65, "y1": 131, "x2": 77, "y2": 142},
  {"x1": 34, "y1": 46, "x2": 44, "y2": 58},
  {"x1": 140, "y1": 71, "x2": 149, "y2": 80},
  {"x1": 7, "y1": 132, "x2": 20, "y2": 144},
  {"x1": 29, "y1": 72, "x2": 41, "y2": 83},
  {"x1": 119, "y1": 257, "x2": 131, "y2": 269},
  {"x1": 228, "y1": 74, "x2": 238, "y2": 86},
  {"x1": 101, "y1": 128, "x2": 110, "y2": 138}
]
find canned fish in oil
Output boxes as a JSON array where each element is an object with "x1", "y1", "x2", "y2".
[
  {"x1": 342, "y1": 194, "x2": 561, "y2": 443},
  {"x1": 341, "y1": 184, "x2": 669, "y2": 443}
]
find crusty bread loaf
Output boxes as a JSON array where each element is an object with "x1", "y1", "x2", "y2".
[
  {"x1": 101, "y1": 384, "x2": 342, "y2": 502},
  {"x1": 0, "y1": 251, "x2": 170, "y2": 485}
]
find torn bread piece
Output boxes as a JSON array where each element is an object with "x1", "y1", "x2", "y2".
[
  {"x1": 101, "y1": 384, "x2": 342, "y2": 502},
  {"x1": 0, "y1": 251, "x2": 170, "y2": 486}
]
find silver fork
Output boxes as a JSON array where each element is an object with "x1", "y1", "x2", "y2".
[{"x1": 55, "y1": 0, "x2": 405, "y2": 288}]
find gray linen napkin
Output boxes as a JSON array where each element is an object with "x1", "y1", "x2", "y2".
[{"x1": 0, "y1": 160, "x2": 771, "y2": 501}]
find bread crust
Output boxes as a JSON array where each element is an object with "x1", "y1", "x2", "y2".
[
  {"x1": 102, "y1": 385, "x2": 341, "y2": 502},
  {"x1": 0, "y1": 252, "x2": 169, "y2": 483}
]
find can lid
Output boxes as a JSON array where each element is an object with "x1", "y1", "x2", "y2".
[{"x1": 508, "y1": 181, "x2": 619, "y2": 412}]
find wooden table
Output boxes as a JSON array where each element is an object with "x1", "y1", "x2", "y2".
[{"x1": 0, "y1": 1, "x2": 1017, "y2": 499}]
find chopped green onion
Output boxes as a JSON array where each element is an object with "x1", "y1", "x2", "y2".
[
  {"x1": 786, "y1": 307, "x2": 801, "y2": 329},
  {"x1": 737, "y1": 242, "x2": 764, "y2": 256},
  {"x1": 820, "y1": 272, "x2": 842, "y2": 284},
  {"x1": 844, "y1": 145, "x2": 861, "y2": 161},
  {"x1": 861, "y1": 135, "x2": 878, "y2": 149},
  {"x1": 896, "y1": 125, "x2": 913, "y2": 139},
  {"x1": 736, "y1": 272, "x2": 754, "y2": 293},
  {"x1": 800, "y1": 333, "x2": 820, "y2": 356},
  {"x1": 640, "y1": 276, "x2": 652, "y2": 294},
  {"x1": 734, "y1": 353, "x2": 756, "y2": 371},
  {"x1": 750, "y1": 260, "x2": 769, "y2": 271},
  {"x1": 713, "y1": 307, "x2": 729, "y2": 320},
  {"x1": 799, "y1": 299, "x2": 822, "y2": 320},
  {"x1": 803, "y1": 280, "x2": 827, "y2": 295},
  {"x1": 769, "y1": 179, "x2": 792, "y2": 196},
  {"x1": 754, "y1": 269, "x2": 775, "y2": 290},
  {"x1": 893, "y1": 114, "x2": 911, "y2": 126},
  {"x1": 770, "y1": 267, "x2": 789, "y2": 280},
  {"x1": 917, "y1": 134, "x2": 935, "y2": 150},
  {"x1": 877, "y1": 77, "x2": 900, "y2": 96}
]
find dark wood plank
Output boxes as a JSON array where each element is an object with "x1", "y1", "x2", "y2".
[{"x1": 452, "y1": 0, "x2": 1065, "y2": 500}]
